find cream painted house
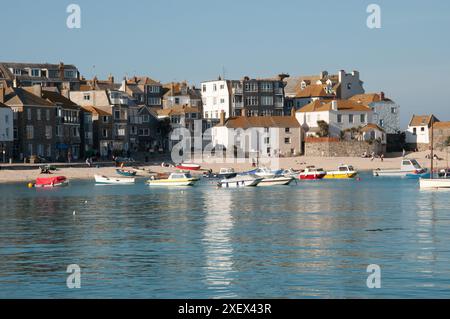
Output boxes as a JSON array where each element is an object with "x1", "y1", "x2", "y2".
[
  {"x1": 405, "y1": 114, "x2": 439, "y2": 150},
  {"x1": 295, "y1": 99, "x2": 373, "y2": 138}
]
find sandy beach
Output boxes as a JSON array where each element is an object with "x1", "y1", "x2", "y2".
[{"x1": 0, "y1": 150, "x2": 448, "y2": 184}]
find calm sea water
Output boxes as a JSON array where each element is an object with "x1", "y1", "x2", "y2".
[{"x1": 1, "y1": 173, "x2": 450, "y2": 298}]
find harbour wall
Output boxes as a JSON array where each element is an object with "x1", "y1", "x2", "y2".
[{"x1": 305, "y1": 138, "x2": 386, "y2": 157}]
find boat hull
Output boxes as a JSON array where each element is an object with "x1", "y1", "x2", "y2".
[
  {"x1": 219, "y1": 178, "x2": 262, "y2": 188},
  {"x1": 324, "y1": 172, "x2": 357, "y2": 179},
  {"x1": 116, "y1": 169, "x2": 137, "y2": 177},
  {"x1": 176, "y1": 164, "x2": 201, "y2": 171},
  {"x1": 299, "y1": 173, "x2": 326, "y2": 180},
  {"x1": 257, "y1": 177, "x2": 294, "y2": 186},
  {"x1": 419, "y1": 178, "x2": 450, "y2": 189},
  {"x1": 35, "y1": 180, "x2": 69, "y2": 188},
  {"x1": 146, "y1": 179, "x2": 198, "y2": 186},
  {"x1": 95, "y1": 175, "x2": 135, "y2": 184}
]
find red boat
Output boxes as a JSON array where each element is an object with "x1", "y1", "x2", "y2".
[
  {"x1": 35, "y1": 176, "x2": 69, "y2": 188},
  {"x1": 175, "y1": 163, "x2": 201, "y2": 171},
  {"x1": 299, "y1": 166, "x2": 327, "y2": 180}
]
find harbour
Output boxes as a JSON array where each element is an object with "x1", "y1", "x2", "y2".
[{"x1": 1, "y1": 172, "x2": 450, "y2": 298}]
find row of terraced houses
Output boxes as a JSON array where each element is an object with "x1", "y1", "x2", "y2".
[{"x1": 0, "y1": 61, "x2": 446, "y2": 163}]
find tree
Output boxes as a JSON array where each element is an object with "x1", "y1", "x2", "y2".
[{"x1": 317, "y1": 120, "x2": 329, "y2": 137}]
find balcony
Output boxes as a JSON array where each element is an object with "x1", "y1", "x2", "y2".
[
  {"x1": 232, "y1": 88, "x2": 243, "y2": 94},
  {"x1": 233, "y1": 102, "x2": 244, "y2": 108}
]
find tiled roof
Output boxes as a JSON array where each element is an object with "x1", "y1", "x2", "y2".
[
  {"x1": 40, "y1": 90, "x2": 80, "y2": 110},
  {"x1": 157, "y1": 105, "x2": 201, "y2": 117},
  {"x1": 81, "y1": 105, "x2": 111, "y2": 116},
  {"x1": 217, "y1": 116, "x2": 300, "y2": 129},
  {"x1": 409, "y1": 115, "x2": 439, "y2": 127},
  {"x1": 360, "y1": 123, "x2": 385, "y2": 132},
  {"x1": 350, "y1": 93, "x2": 392, "y2": 104},
  {"x1": 3, "y1": 87, "x2": 55, "y2": 107},
  {"x1": 297, "y1": 99, "x2": 372, "y2": 113},
  {"x1": 127, "y1": 76, "x2": 161, "y2": 86},
  {"x1": 294, "y1": 84, "x2": 332, "y2": 98},
  {"x1": 433, "y1": 121, "x2": 450, "y2": 129}
]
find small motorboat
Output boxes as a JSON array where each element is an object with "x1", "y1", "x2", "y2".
[
  {"x1": 373, "y1": 158, "x2": 426, "y2": 177},
  {"x1": 95, "y1": 175, "x2": 135, "y2": 185},
  {"x1": 299, "y1": 166, "x2": 327, "y2": 180},
  {"x1": 146, "y1": 172, "x2": 199, "y2": 186},
  {"x1": 324, "y1": 165, "x2": 358, "y2": 179},
  {"x1": 203, "y1": 168, "x2": 237, "y2": 179},
  {"x1": 257, "y1": 176, "x2": 294, "y2": 186},
  {"x1": 176, "y1": 163, "x2": 201, "y2": 171},
  {"x1": 241, "y1": 167, "x2": 283, "y2": 178},
  {"x1": 218, "y1": 174, "x2": 263, "y2": 188},
  {"x1": 116, "y1": 169, "x2": 137, "y2": 177},
  {"x1": 34, "y1": 176, "x2": 68, "y2": 188},
  {"x1": 420, "y1": 169, "x2": 450, "y2": 189},
  {"x1": 281, "y1": 168, "x2": 301, "y2": 179}
]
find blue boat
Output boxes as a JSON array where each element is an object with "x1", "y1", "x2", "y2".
[
  {"x1": 406, "y1": 171, "x2": 430, "y2": 179},
  {"x1": 116, "y1": 169, "x2": 137, "y2": 177}
]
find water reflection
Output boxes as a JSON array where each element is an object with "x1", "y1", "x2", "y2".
[{"x1": 202, "y1": 189, "x2": 236, "y2": 298}]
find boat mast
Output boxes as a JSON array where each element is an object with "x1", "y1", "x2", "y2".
[{"x1": 430, "y1": 119, "x2": 434, "y2": 179}]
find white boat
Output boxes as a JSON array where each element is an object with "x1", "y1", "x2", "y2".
[
  {"x1": 281, "y1": 168, "x2": 301, "y2": 179},
  {"x1": 95, "y1": 175, "x2": 135, "y2": 184},
  {"x1": 419, "y1": 178, "x2": 450, "y2": 189},
  {"x1": 373, "y1": 158, "x2": 426, "y2": 177},
  {"x1": 146, "y1": 172, "x2": 199, "y2": 186},
  {"x1": 257, "y1": 176, "x2": 294, "y2": 186},
  {"x1": 218, "y1": 174, "x2": 263, "y2": 188}
]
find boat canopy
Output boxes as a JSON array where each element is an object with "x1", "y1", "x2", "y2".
[{"x1": 36, "y1": 176, "x2": 67, "y2": 185}]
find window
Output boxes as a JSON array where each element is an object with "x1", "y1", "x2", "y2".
[
  {"x1": 220, "y1": 84, "x2": 225, "y2": 90},
  {"x1": 391, "y1": 107, "x2": 397, "y2": 114},
  {"x1": 148, "y1": 86, "x2": 160, "y2": 93},
  {"x1": 37, "y1": 144, "x2": 44, "y2": 157},
  {"x1": 245, "y1": 96, "x2": 258, "y2": 106},
  {"x1": 379, "y1": 119, "x2": 384, "y2": 127},
  {"x1": 45, "y1": 126, "x2": 52, "y2": 139},
  {"x1": 46, "y1": 145, "x2": 52, "y2": 157},
  {"x1": 64, "y1": 70, "x2": 75, "y2": 78},
  {"x1": 202, "y1": 85, "x2": 206, "y2": 92},
  {"x1": 204, "y1": 112, "x2": 208, "y2": 118},
  {"x1": 244, "y1": 82, "x2": 258, "y2": 92},
  {"x1": 72, "y1": 127, "x2": 79, "y2": 137},
  {"x1": 349, "y1": 114, "x2": 354, "y2": 124},
  {"x1": 5, "y1": 127, "x2": 9, "y2": 138},
  {"x1": 37, "y1": 109, "x2": 41, "y2": 121},
  {"x1": 285, "y1": 138, "x2": 291, "y2": 144},
  {"x1": 260, "y1": 82, "x2": 273, "y2": 92},
  {"x1": 175, "y1": 97, "x2": 180, "y2": 104},
  {"x1": 347, "y1": 83, "x2": 352, "y2": 89},
  {"x1": 147, "y1": 97, "x2": 161, "y2": 105},
  {"x1": 220, "y1": 98, "x2": 225, "y2": 104},
  {"x1": 5, "y1": 115, "x2": 9, "y2": 124},
  {"x1": 27, "y1": 109, "x2": 32, "y2": 121},
  {"x1": 413, "y1": 128, "x2": 417, "y2": 135},
  {"x1": 264, "y1": 137, "x2": 270, "y2": 144},
  {"x1": 83, "y1": 94, "x2": 91, "y2": 101},
  {"x1": 102, "y1": 129, "x2": 108, "y2": 138},
  {"x1": 46, "y1": 109, "x2": 50, "y2": 121},
  {"x1": 360, "y1": 114, "x2": 366, "y2": 123},
  {"x1": 143, "y1": 115, "x2": 150, "y2": 123},
  {"x1": 56, "y1": 125, "x2": 63, "y2": 137},
  {"x1": 31, "y1": 69, "x2": 40, "y2": 77},
  {"x1": 115, "y1": 110, "x2": 120, "y2": 120},
  {"x1": 337, "y1": 114, "x2": 342, "y2": 123},
  {"x1": 13, "y1": 68, "x2": 21, "y2": 76},
  {"x1": 261, "y1": 96, "x2": 273, "y2": 106},
  {"x1": 285, "y1": 128, "x2": 290, "y2": 133},
  {"x1": 26, "y1": 125, "x2": 34, "y2": 139},
  {"x1": 102, "y1": 116, "x2": 109, "y2": 123},
  {"x1": 421, "y1": 127, "x2": 425, "y2": 132},
  {"x1": 213, "y1": 84, "x2": 217, "y2": 91}
]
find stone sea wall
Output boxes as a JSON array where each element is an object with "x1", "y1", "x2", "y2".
[{"x1": 305, "y1": 138, "x2": 386, "y2": 157}]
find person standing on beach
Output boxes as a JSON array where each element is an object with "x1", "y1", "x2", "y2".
[
  {"x1": 380, "y1": 153, "x2": 384, "y2": 162},
  {"x1": 371, "y1": 152, "x2": 375, "y2": 161}
]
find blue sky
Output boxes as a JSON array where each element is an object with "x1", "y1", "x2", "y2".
[{"x1": 1, "y1": 0, "x2": 449, "y2": 127}]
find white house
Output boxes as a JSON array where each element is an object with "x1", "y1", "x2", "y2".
[
  {"x1": 295, "y1": 99, "x2": 373, "y2": 138},
  {"x1": 212, "y1": 111, "x2": 302, "y2": 158},
  {"x1": 201, "y1": 79, "x2": 231, "y2": 120},
  {"x1": 0, "y1": 85, "x2": 14, "y2": 161},
  {"x1": 350, "y1": 92, "x2": 400, "y2": 134},
  {"x1": 405, "y1": 114, "x2": 439, "y2": 150}
]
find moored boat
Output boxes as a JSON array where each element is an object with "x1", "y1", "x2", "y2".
[
  {"x1": 34, "y1": 176, "x2": 69, "y2": 188},
  {"x1": 324, "y1": 165, "x2": 358, "y2": 179},
  {"x1": 299, "y1": 166, "x2": 326, "y2": 180},
  {"x1": 146, "y1": 172, "x2": 199, "y2": 186},
  {"x1": 116, "y1": 169, "x2": 137, "y2": 177},
  {"x1": 218, "y1": 174, "x2": 263, "y2": 188},
  {"x1": 373, "y1": 158, "x2": 426, "y2": 177},
  {"x1": 203, "y1": 168, "x2": 237, "y2": 179},
  {"x1": 95, "y1": 175, "x2": 135, "y2": 185},
  {"x1": 281, "y1": 168, "x2": 301, "y2": 179},
  {"x1": 175, "y1": 163, "x2": 201, "y2": 171},
  {"x1": 419, "y1": 177, "x2": 450, "y2": 189},
  {"x1": 257, "y1": 176, "x2": 294, "y2": 186}
]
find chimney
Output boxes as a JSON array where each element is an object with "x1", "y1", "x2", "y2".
[
  {"x1": 380, "y1": 92, "x2": 385, "y2": 100},
  {"x1": 219, "y1": 110, "x2": 226, "y2": 125},
  {"x1": 0, "y1": 86, "x2": 5, "y2": 104},
  {"x1": 59, "y1": 62, "x2": 65, "y2": 80},
  {"x1": 33, "y1": 83, "x2": 42, "y2": 97},
  {"x1": 290, "y1": 106, "x2": 296, "y2": 117},
  {"x1": 331, "y1": 100, "x2": 338, "y2": 111},
  {"x1": 13, "y1": 77, "x2": 19, "y2": 88},
  {"x1": 108, "y1": 74, "x2": 114, "y2": 83},
  {"x1": 121, "y1": 77, "x2": 127, "y2": 91}
]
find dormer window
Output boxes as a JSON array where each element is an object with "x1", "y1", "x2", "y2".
[{"x1": 31, "y1": 69, "x2": 40, "y2": 77}]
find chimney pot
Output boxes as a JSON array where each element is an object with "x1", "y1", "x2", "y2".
[
  {"x1": 219, "y1": 110, "x2": 226, "y2": 125},
  {"x1": 331, "y1": 100, "x2": 338, "y2": 111},
  {"x1": 0, "y1": 86, "x2": 5, "y2": 104}
]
